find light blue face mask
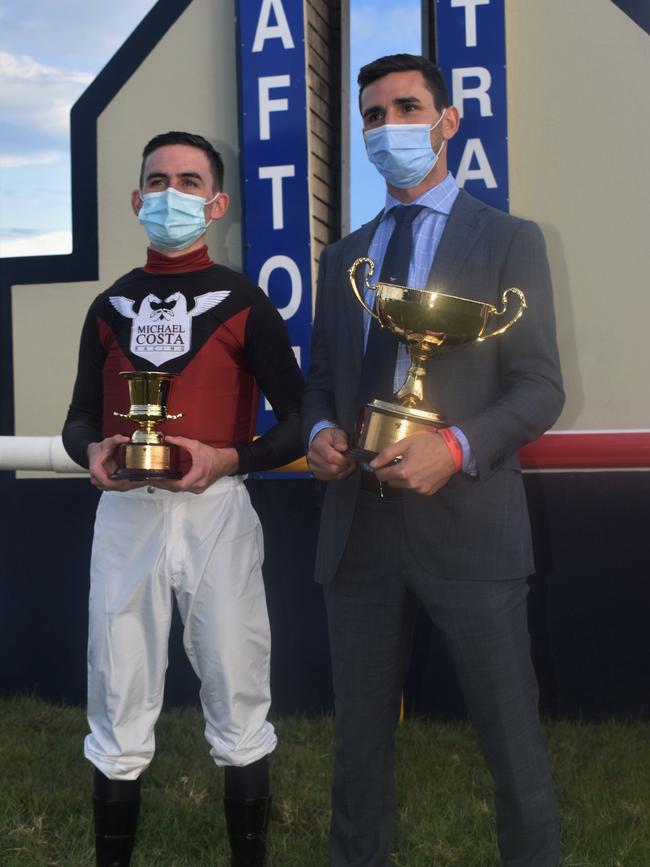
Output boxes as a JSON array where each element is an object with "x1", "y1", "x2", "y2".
[
  {"x1": 137, "y1": 187, "x2": 220, "y2": 250},
  {"x1": 364, "y1": 110, "x2": 446, "y2": 189}
]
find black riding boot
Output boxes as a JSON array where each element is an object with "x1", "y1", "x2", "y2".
[
  {"x1": 92, "y1": 769, "x2": 141, "y2": 867},
  {"x1": 224, "y1": 756, "x2": 271, "y2": 867},
  {"x1": 224, "y1": 796, "x2": 271, "y2": 867}
]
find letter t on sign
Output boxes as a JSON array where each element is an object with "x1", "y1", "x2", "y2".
[{"x1": 451, "y1": 0, "x2": 491, "y2": 48}]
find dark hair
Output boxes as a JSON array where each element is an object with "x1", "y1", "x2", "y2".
[
  {"x1": 358, "y1": 54, "x2": 449, "y2": 112},
  {"x1": 139, "y1": 131, "x2": 224, "y2": 191}
]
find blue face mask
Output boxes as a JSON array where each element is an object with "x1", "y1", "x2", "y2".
[
  {"x1": 137, "y1": 187, "x2": 220, "y2": 250},
  {"x1": 364, "y1": 111, "x2": 446, "y2": 189}
]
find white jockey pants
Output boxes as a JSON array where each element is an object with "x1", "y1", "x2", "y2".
[{"x1": 84, "y1": 475, "x2": 277, "y2": 781}]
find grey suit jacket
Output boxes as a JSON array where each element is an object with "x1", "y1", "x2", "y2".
[{"x1": 302, "y1": 189, "x2": 565, "y2": 584}]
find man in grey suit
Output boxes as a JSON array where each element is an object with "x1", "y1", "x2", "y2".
[{"x1": 303, "y1": 54, "x2": 564, "y2": 866}]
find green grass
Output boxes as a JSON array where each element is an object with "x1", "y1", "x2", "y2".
[{"x1": 0, "y1": 697, "x2": 648, "y2": 865}]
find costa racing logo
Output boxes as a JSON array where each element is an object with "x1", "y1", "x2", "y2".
[{"x1": 109, "y1": 290, "x2": 229, "y2": 366}]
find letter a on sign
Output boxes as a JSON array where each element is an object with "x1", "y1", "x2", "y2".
[{"x1": 253, "y1": 0, "x2": 295, "y2": 52}]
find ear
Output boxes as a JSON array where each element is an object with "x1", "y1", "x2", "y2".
[
  {"x1": 209, "y1": 191, "x2": 230, "y2": 222},
  {"x1": 442, "y1": 105, "x2": 460, "y2": 141},
  {"x1": 131, "y1": 189, "x2": 143, "y2": 216}
]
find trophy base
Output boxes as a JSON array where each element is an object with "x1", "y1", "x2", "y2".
[
  {"x1": 349, "y1": 399, "x2": 447, "y2": 462},
  {"x1": 110, "y1": 443, "x2": 182, "y2": 481},
  {"x1": 111, "y1": 468, "x2": 184, "y2": 481}
]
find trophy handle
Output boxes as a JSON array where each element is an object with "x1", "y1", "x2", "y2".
[
  {"x1": 477, "y1": 287, "x2": 527, "y2": 342},
  {"x1": 348, "y1": 257, "x2": 381, "y2": 323},
  {"x1": 113, "y1": 412, "x2": 130, "y2": 419}
]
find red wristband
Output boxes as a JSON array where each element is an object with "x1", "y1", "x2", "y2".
[{"x1": 437, "y1": 427, "x2": 463, "y2": 473}]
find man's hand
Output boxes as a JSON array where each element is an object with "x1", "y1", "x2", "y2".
[
  {"x1": 307, "y1": 427, "x2": 356, "y2": 481},
  {"x1": 150, "y1": 435, "x2": 239, "y2": 494},
  {"x1": 87, "y1": 434, "x2": 145, "y2": 492},
  {"x1": 370, "y1": 430, "x2": 457, "y2": 496}
]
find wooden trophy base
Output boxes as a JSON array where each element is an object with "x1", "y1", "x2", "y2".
[{"x1": 110, "y1": 442, "x2": 182, "y2": 481}]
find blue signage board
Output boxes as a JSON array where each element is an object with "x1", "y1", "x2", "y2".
[
  {"x1": 435, "y1": 0, "x2": 509, "y2": 211},
  {"x1": 236, "y1": 0, "x2": 312, "y2": 436}
]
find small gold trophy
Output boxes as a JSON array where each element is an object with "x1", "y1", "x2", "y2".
[
  {"x1": 111, "y1": 371, "x2": 183, "y2": 480},
  {"x1": 348, "y1": 257, "x2": 527, "y2": 461}
]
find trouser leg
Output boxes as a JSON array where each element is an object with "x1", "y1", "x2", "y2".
[
  {"x1": 92, "y1": 769, "x2": 141, "y2": 867},
  {"x1": 85, "y1": 490, "x2": 173, "y2": 780},
  {"x1": 325, "y1": 495, "x2": 415, "y2": 867},
  {"x1": 418, "y1": 574, "x2": 560, "y2": 867},
  {"x1": 173, "y1": 479, "x2": 277, "y2": 767}
]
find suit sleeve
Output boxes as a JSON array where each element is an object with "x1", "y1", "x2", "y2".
[
  {"x1": 61, "y1": 305, "x2": 106, "y2": 469},
  {"x1": 301, "y1": 245, "x2": 341, "y2": 448},
  {"x1": 461, "y1": 220, "x2": 565, "y2": 480}
]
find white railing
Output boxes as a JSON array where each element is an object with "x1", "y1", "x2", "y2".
[
  {"x1": 0, "y1": 436, "x2": 309, "y2": 475},
  {"x1": 0, "y1": 436, "x2": 86, "y2": 473}
]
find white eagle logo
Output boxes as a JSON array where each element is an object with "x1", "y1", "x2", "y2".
[{"x1": 109, "y1": 290, "x2": 229, "y2": 366}]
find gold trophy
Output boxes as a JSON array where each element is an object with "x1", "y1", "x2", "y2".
[
  {"x1": 111, "y1": 371, "x2": 183, "y2": 479},
  {"x1": 348, "y1": 257, "x2": 527, "y2": 461}
]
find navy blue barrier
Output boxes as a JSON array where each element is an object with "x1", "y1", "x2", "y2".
[{"x1": 0, "y1": 472, "x2": 648, "y2": 721}]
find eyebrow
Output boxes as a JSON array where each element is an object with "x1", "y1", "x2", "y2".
[
  {"x1": 145, "y1": 171, "x2": 204, "y2": 183},
  {"x1": 361, "y1": 95, "x2": 422, "y2": 119}
]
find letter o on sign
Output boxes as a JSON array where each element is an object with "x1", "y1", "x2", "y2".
[{"x1": 258, "y1": 254, "x2": 302, "y2": 320}]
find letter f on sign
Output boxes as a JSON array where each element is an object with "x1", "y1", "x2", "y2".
[{"x1": 259, "y1": 75, "x2": 291, "y2": 140}]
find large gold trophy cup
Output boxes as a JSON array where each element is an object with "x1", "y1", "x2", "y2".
[
  {"x1": 348, "y1": 257, "x2": 527, "y2": 462},
  {"x1": 111, "y1": 371, "x2": 183, "y2": 480}
]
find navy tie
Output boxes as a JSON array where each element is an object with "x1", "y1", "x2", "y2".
[{"x1": 358, "y1": 204, "x2": 424, "y2": 407}]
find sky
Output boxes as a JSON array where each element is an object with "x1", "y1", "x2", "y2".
[
  {"x1": 0, "y1": 0, "x2": 420, "y2": 258},
  {"x1": 0, "y1": 0, "x2": 158, "y2": 257},
  {"x1": 349, "y1": 1, "x2": 421, "y2": 228}
]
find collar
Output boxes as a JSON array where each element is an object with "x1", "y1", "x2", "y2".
[
  {"x1": 384, "y1": 172, "x2": 459, "y2": 217},
  {"x1": 142, "y1": 245, "x2": 215, "y2": 274}
]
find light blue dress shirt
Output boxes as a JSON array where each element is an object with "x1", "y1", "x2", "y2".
[{"x1": 364, "y1": 172, "x2": 459, "y2": 390}]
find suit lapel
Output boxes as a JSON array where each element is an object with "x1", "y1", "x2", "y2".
[{"x1": 427, "y1": 189, "x2": 488, "y2": 293}]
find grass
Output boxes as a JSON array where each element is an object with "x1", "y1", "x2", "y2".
[{"x1": 0, "y1": 697, "x2": 648, "y2": 865}]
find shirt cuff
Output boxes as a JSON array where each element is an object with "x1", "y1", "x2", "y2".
[
  {"x1": 309, "y1": 420, "x2": 338, "y2": 448},
  {"x1": 450, "y1": 426, "x2": 477, "y2": 476}
]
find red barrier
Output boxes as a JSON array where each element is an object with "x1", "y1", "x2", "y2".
[{"x1": 519, "y1": 431, "x2": 650, "y2": 470}]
